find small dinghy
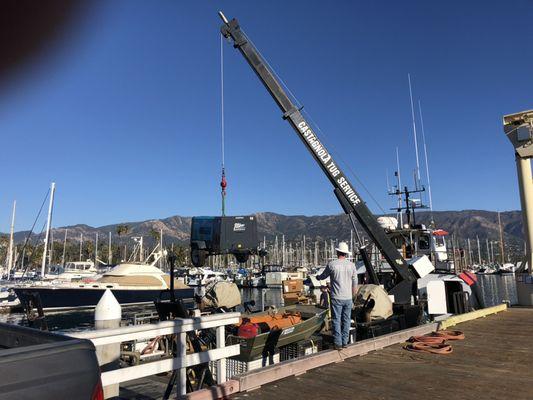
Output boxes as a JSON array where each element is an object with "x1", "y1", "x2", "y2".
[{"x1": 227, "y1": 304, "x2": 327, "y2": 361}]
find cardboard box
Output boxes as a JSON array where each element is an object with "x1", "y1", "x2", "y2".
[{"x1": 282, "y1": 279, "x2": 303, "y2": 294}]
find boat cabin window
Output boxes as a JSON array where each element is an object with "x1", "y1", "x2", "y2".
[
  {"x1": 390, "y1": 235, "x2": 407, "y2": 249},
  {"x1": 418, "y1": 234, "x2": 431, "y2": 250},
  {"x1": 435, "y1": 235, "x2": 446, "y2": 247}
]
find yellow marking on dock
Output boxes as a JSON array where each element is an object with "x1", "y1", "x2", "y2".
[{"x1": 438, "y1": 303, "x2": 508, "y2": 330}]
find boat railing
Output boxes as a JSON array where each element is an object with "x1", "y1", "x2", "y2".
[{"x1": 69, "y1": 312, "x2": 241, "y2": 396}]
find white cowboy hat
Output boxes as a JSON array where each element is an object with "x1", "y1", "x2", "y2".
[{"x1": 335, "y1": 241, "x2": 350, "y2": 255}]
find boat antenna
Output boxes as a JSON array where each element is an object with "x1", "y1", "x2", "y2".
[
  {"x1": 418, "y1": 99, "x2": 434, "y2": 225},
  {"x1": 395, "y1": 147, "x2": 404, "y2": 227},
  {"x1": 220, "y1": 34, "x2": 227, "y2": 216},
  {"x1": 407, "y1": 74, "x2": 422, "y2": 190}
]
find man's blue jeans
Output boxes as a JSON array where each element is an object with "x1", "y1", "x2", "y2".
[{"x1": 330, "y1": 298, "x2": 352, "y2": 347}]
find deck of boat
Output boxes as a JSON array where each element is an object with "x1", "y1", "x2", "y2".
[{"x1": 120, "y1": 307, "x2": 533, "y2": 400}]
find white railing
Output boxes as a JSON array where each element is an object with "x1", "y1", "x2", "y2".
[{"x1": 69, "y1": 312, "x2": 241, "y2": 396}]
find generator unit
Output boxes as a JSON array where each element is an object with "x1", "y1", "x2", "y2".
[{"x1": 190, "y1": 215, "x2": 259, "y2": 267}]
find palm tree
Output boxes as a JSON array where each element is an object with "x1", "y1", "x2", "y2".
[{"x1": 116, "y1": 225, "x2": 130, "y2": 237}]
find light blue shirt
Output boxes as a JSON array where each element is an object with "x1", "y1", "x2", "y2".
[{"x1": 316, "y1": 258, "x2": 357, "y2": 300}]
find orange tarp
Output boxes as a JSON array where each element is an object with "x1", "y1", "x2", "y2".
[{"x1": 239, "y1": 312, "x2": 302, "y2": 331}]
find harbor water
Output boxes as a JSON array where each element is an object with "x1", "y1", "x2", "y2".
[
  {"x1": 0, "y1": 276, "x2": 517, "y2": 332},
  {"x1": 0, "y1": 287, "x2": 288, "y2": 332}
]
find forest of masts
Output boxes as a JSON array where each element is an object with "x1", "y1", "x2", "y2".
[{"x1": 1, "y1": 228, "x2": 523, "y2": 275}]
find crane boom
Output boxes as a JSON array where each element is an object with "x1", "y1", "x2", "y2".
[{"x1": 219, "y1": 13, "x2": 417, "y2": 302}]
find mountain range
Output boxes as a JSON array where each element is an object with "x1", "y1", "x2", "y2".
[{"x1": 9, "y1": 210, "x2": 524, "y2": 250}]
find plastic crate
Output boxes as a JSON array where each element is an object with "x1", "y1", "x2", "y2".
[
  {"x1": 209, "y1": 353, "x2": 280, "y2": 380},
  {"x1": 279, "y1": 336, "x2": 322, "y2": 361}
]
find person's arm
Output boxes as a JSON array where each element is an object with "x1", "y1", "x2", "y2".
[
  {"x1": 352, "y1": 265, "x2": 358, "y2": 297},
  {"x1": 316, "y1": 264, "x2": 330, "y2": 281}
]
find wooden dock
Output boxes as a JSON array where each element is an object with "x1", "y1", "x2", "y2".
[{"x1": 119, "y1": 307, "x2": 533, "y2": 400}]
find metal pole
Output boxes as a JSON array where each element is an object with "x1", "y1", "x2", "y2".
[
  {"x1": 498, "y1": 211, "x2": 505, "y2": 264},
  {"x1": 80, "y1": 233, "x2": 83, "y2": 261},
  {"x1": 302, "y1": 235, "x2": 305, "y2": 266},
  {"x1": 160, "y1": 228, "x2": 164, "y2": 270},
  {"x1": 7, "y1": 200, "x2": 16, "y2": 278},
  {"x1": 95, "y1": 233, "x2": 99, "y2": 267},
  {"x1": 108, "y1": 231, "x2": 112, "y2": 265},
  {"x1": 41, "y1": 182, "x2": 56, "y2": 277},
  {"x1": 477, "y1": 235, "x2": 482, "y2": 264},
  {"x1": 61, "y1": 229, "x2": 68, "y2": 266},
  {"x1": 408, "y1": 74, "x2": 422, "y2": 189},
  {"x1": 467, "y1": 238, "x2": 472, "y2": 268},
  {"x1": 282, "y1": 235, "x2": 285, "y2": 266}
]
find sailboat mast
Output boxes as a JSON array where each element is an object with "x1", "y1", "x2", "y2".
[
  {"x1": 466, "y1": 238, "x2": 473, "y2": 267},
  {"x1": 79, "y1": 233, "x2": 83, "y2": 261},
  {"x1": 7, "y1": 200, "x2": 16, "y2": 278},
  {"x1": 407, "y1": 74, "x2": 421, "y2": 189},
  {"x1": 302, "y1": 235, "x2": 305, "y2": 266},
  {"x1": 61, "y1": 229, "x2": 68, "y2": 266},
  {"x1": 41, "y1": 182, "x2": 56, "y2": 277},
  {"x1": 477, "y1": 235, "x2": 482, "y2": 264},
  {"x1": 282, "y1": 235, "x2": 285, "y2": 266},
  {"x1": 95, "y1": 232, "x2": 99, "y2": 267},
  {"x1": 159, "y1": 228, "x2": 163, "y2": 269},
  {"x1": 498, "y1": 212, "x2": 505, "y2": 264},
  {"x1": 108, "y1": 231, "x2": 112, "y2": 265}
]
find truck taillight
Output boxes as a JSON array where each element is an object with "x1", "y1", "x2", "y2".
[{"x1": 91, "y1": 379, "x2": 104, "y2": 400}]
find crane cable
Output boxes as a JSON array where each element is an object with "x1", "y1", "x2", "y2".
[
  {"x1": 220, "y1": 34, "x2": 227, "y2": 216},
  {"x1": 242, "y1": 29, "x2": 388, "y2": 216}
]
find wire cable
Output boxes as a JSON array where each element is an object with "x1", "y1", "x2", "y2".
[
  {"x1": 220, "y1": 34, "x2": 225, "y2": 169},
  {"x1": 242, "y1": 29, "x2": 388, "y2": 215},
  {"x1": 16, "y1": 188, "x2": 50, "y2": 277}
]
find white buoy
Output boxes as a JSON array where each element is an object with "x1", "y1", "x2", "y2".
[
  {"x1": 95, "y1": 289, "x2": 121, "y2": 398},
  {"x1": 95, "y1": 289, "x2": 122, "y2": 325}
]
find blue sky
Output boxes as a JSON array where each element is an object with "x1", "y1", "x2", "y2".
[{"x1": 1, "y1": 1, "x2": 532, "y2": 232}]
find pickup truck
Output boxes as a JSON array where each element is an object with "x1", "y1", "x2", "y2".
[{"x1": 0, "y1": 323, "x2": 102, "y2": 400}]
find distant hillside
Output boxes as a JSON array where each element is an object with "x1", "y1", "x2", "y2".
[{"x1": 11, "y1": 210, "x2": 524, "y2": 248}]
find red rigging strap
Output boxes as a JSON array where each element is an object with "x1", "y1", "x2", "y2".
[{"x1": 458, "y1": 271, "x2": 477, "y2": 286}]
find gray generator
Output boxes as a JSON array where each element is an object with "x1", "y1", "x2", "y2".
[{"x1": 190, "y1": 215, "x2": 259, "y2": 267}]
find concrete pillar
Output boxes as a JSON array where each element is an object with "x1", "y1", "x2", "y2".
[
  {"x1": 503, "y1": 110, "x2": 533, "y2": 306},
  {"x1": 95, "y1": 289, "x2": 122, "y2": 399},
  {"x1": 516, "y1": 157, "x2": 533, "y2": 305},
  {"x1": 516, "y1": 156, "x2": 533, "y2": 274}
]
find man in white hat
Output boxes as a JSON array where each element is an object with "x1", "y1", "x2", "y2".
[{"x1": 316, "y1": 241, "x2": 357, "y2": 350}]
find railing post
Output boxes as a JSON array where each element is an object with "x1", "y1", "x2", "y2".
[
  {"x1": 177, "y1": 332, "x2": 187, "y2": 396},
  {"x1": 216, "y1": 326, "x2": 226, "y2": 384}
]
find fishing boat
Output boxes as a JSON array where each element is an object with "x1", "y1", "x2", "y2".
[{"x1": 227, "y1": 304, "x2": 327, "y2": 361}]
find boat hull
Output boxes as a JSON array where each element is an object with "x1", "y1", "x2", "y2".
[
  {"x1": 14, "y1": 286, "x2": 195, "y2": 311},
  {"x1": 228, "y1": 304, "x2": 327, "y2": 361}
]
